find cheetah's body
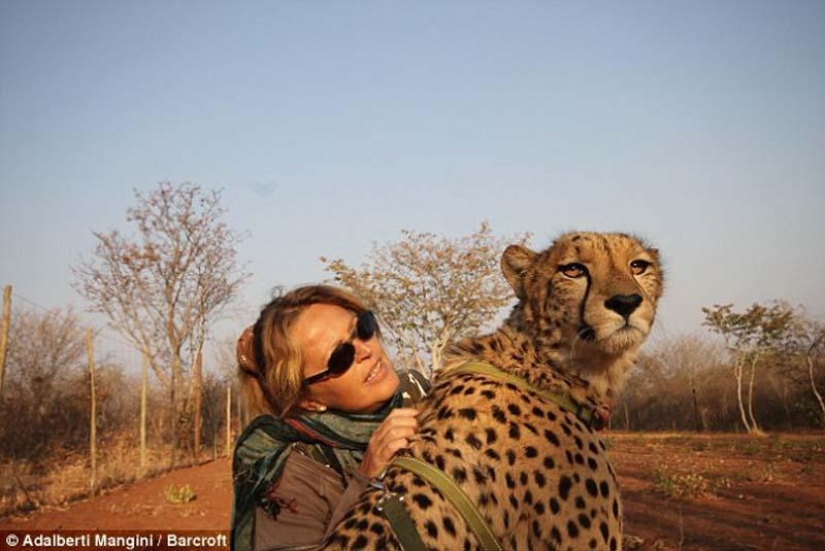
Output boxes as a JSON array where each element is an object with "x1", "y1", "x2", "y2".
[{"x1": 324, "y1": 232, "x2": 664, "y2": 551}]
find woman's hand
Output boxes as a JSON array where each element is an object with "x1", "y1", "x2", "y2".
[{"x1": 358, "y1": 408, "x2": 419, "y2": 479}]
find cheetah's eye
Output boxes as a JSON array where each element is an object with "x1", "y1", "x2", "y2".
[
  {"x1": 630, "y1": 259, "x2": 651, "y2": 275},
  {"x1": 560, "y1": 263, "x2": 587, "y2": 278}
]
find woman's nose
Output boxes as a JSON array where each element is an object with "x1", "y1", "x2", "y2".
[{"x1": 353, "y1": 338, "x2": 373, "y2": 362}]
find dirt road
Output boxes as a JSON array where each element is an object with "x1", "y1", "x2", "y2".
[{"x1": 0, "y1": 459, "x2": 232, "y2": 532}]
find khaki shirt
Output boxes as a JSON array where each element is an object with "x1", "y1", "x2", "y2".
[{"x1": 253, "y1": 448, "x2": 370, "y2": 551}]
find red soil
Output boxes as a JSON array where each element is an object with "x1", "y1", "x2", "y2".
[{"x1": 1, "y1": 432, "x2": 823, "y2": 550}]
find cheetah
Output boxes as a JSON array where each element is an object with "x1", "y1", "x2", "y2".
[{"x1": 324, "y1": 232, "x2": 664, "y2": 551}]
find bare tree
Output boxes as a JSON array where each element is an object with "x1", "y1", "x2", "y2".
[
  {"x1": 650, "y1": 335, "x2": 725, "y2": 432},
  {"x1": 321, "y1": 222, "x2": 529, "y2": 376},
  {"x1": 703, "y1": 301, "x2": 796, "y2": 435},
  {"x1": 5, "y1": 307, "x2": 87, "y2": 405},
  {"x1": 73, "y1": 181, "x2": 248, "y2": 462},
  {"x1": 0, "y1": 307, "x2": 88, "y2": 467}
]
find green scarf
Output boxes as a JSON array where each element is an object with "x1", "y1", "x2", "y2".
[{"x1": 230, "y1": 393, "x2": 402, "y2": 551}]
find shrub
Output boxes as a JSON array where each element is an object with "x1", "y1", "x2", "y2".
[{"x1": 164, "y1": 484, "x2": 196, "y2": 504}]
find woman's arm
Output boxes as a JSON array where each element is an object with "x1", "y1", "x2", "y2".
[
  {"x1": 323, "y1": 408, "x2": 420, "y2": 540},
  {"x1": 322, "y1": 469, "x2": 371, "y2": 541}
]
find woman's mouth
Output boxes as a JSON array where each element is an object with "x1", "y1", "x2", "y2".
[{"x1": 364, "y1": 359, "x2": 387, "y2": 384}]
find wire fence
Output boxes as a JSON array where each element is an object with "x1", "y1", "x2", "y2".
[{"x1": 0, "y1": 286, "x2": 241, "y2": 517}]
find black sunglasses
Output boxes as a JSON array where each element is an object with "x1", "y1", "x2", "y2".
[{"x1": 304, "y1": 310, "x2": 378, "y2": 385}]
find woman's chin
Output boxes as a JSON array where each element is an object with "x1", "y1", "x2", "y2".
[{"x1": 365, "y1": 368, "x2": 400, "y2": 410}]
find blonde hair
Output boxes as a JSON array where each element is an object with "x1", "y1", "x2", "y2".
[{"x1": 236, "y1": 285, "x2": 373, "y2": 417}]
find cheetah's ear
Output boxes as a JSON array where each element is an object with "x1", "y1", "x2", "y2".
[{"x1": 502, "y1": 244, "x2": 537, "y2": 300}]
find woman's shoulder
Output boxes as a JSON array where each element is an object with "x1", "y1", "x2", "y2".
[
  {"x1": 233, "y1": 414, "x2": 296, "y2": 474},
  {"x1": 235, "y1": 415, "x2": 285, "y2": 449}
]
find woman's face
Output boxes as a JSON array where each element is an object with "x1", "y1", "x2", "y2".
[{"x1": 292, "y1": 303, "x2": 399, "y2": 414}]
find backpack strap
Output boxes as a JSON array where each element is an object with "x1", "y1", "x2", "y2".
[
  {"x1": 294, "y1": 442, "x2": 345, "y2": 480},
  {"x1": 375, "y1": 490, "x2": 428, "y2": 551}
]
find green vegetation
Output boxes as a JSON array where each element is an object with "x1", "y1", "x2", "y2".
[
  {"x1": 164, "y1": 484, "x2": 197, "y2": 504},
  {"x1": 653, "y1": 467, "x2": 731, "y2": 499}
]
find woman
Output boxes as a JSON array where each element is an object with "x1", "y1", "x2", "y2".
[{"x1": 231, "y1": 285, "x2": 429, "y2": 551}]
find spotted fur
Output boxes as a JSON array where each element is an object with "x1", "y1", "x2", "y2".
[{"x1": 324, "y1": 232, "x2": 664, "y2": 551}]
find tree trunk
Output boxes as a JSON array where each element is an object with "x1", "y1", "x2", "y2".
[
  {"x1": 140, "y1": 348, "x2": 148, "y2": 470},
  {"x1": 624, "y1": 402, "x2": 630, "y2": 431},
  {"x1": 226, "y1": 384, "x2": 232, "y2": 457},
  {"x1": 0, "y1": 285, "x2": 11, "y2": 400},
  {"x1": 781, "y1": 382, "x2": 792, "y2": 428},
  {"x1": 692, "y1": 387, "x2": 704, "y2": 432},
  {"x1": 86, "y1": 328, "x2": 97, "y2": 495},
  {"x1": 734, "y1": 358, "x2": 752, "y2": 433},
  {"x1": 169, "y1": 352, "x2": 184, "y2": 467},
  {"x1": 430, "y1": 332, "x2": 450, "y2": 375},
  {"x1": 431, "y1": 344, "x2": 442, "y2": 376},
  {"x1": 746, "y1": 354, "x2": 763, "y2": 434},
  {"x1": 411, "y1": 352, "x2": 428, "y2": 378},
  {"x1": 720, "y1": 393, "x2": 729, "y2": 431},
  {"x1": 808, "y1": 354, "x2": 825, "y2": 426}
]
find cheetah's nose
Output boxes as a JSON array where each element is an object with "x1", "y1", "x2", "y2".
[{"x1": 604, "y1": 294, "x2": 643, "y2": 318}]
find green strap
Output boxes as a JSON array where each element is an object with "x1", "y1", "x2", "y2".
[
  {"x1": 449, "y1": 361, "x2": 602, "y2": 429},
  {"x1": 380, "y1": 493, "x2": 428, "y2": 551},
  {"x1": 392, "y1": 456, "x2": 503, "y2": 551}
]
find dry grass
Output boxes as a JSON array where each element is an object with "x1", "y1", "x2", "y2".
[{"x1": 0, "y1": 436, "x2": 214, "y2": 517}]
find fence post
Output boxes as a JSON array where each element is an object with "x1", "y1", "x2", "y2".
[
  {"x1": 193, "y1": 344, "x2": 203, "y2": 465},
  {"x1": 140, "y1": 348, "x2": 148, "y2": 470},
  {"x1": 225, "y1": 383, "x2": 232, "y2": 457},
  {"x1": 86, "y1": 328, "x2": 97, "y2": 494},
  {"x1": 0, "y1": 285, "x2": 11, "y2": 400}
]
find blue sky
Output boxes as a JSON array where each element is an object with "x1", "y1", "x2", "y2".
[{"x1": 1, "y1": 1, "x2": 823, "y2": 360}]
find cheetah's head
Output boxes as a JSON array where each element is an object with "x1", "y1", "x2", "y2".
[{"x1": 502, "y1": 232, "x2": 664, "y2": 395}]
